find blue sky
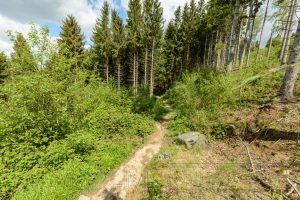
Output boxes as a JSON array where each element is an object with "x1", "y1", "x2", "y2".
[{"x1": 0, "y1": 0, "x2": 275, "y2": 54}]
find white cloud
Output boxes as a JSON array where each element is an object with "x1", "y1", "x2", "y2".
[
  {"x1": 0, "y1": 15, "x2": 32, "y2": 54},
  {"x1": 120, "y1": 0, "x2": 188, "y2": 23},
  {"x1": 0, "y1": 0, "x2": 104, "y2": 54},
  {"x1": 160, "y1": 0, "x2": 187, "y2": 22}
]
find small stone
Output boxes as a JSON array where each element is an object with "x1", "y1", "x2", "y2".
[{"x1": 159, "y1": 152, "x2": 170, "y2": 160}]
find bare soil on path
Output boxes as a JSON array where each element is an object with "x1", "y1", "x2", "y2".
[{"x1": 79, "y1": 115, "x2": 170, "y2": 200}]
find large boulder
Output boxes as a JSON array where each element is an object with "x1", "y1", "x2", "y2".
[{"x1": 176, "y1": 132, "x2": 210, "y2": 149}]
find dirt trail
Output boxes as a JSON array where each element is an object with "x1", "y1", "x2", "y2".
[{"x1": 79, "y1": 111, "x2": 170, "y2": 200}]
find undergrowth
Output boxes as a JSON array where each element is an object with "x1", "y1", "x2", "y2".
[
  {"x1": 0, "y1": 72, "x2": 155, "y2": 200},
  {"x1": 165, "y1": 46, "x2": 294, "y2": 139}
]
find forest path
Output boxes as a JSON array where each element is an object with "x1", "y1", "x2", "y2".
[{"x1": 79, "y1": 103, "x2": 172, "y2": 200}]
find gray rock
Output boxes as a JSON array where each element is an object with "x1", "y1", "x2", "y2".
[
  {"x1": 158, "y1": 152, "x2": 170, "y2": 160},
  {"x1": 176, "y1": 132, "x2": 210, "y2": 149}
]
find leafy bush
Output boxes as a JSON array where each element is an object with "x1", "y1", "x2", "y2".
[
  {"x1": 166, "y1": 53, "x2": 288, "y2": 139},
  {"x1": 0, "y1": 71, "x2": 154, "y2": 199},
  {"x1": 146, "y1": 179, "x2": 165, "y2": 200},
  {"x1": 132, "y1": 86, "x2": 168, "y2": 120}
]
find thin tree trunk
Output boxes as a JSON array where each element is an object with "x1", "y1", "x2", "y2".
[
  {"x1": 227, "y1": 0, "x2": 241, "y2": 72},
  {"x1": 136, "y1": 54, "x2": 139, "y2": 94},
  {"x1": 255, "y1": 0, "x2": 270, "y2": 62},
  {"x1": 117, "y1": 61, "x2": 121, "y2": 90},
  {"x1": 213, "y1": 31, "x2": 219, "y2": 69},
  {"x1": 187, "y1": 46, "x2": 190, "y2": 71},
  {"x1": 105, "y1": 54, "x2": 109, "y2": 84},
  {"x1": 133, "y1": 51, "x2": 136, "y2": 94},
  {"x1": 280, "y1": 0, "x2": 295, "y2": 62},
  {"x1": 267, "y1": 32, "x2": 273, "y2": 61},
  {"x1": 150, "y1": 39, "x2": 155, "y2": 97},
  {"x1": 144, "y1": 45, "x2": 148, "y2": 85},
  {"x1": 282, "y1": 0, "x2": 297, "y2": 64},
  {"x1": 222, "y1": 35, "x2": 228, "y2": 70},
  {"x1": 279, "y1": 18, "x2": 300, "y2": 101},
  {"x1": 208, "y1": 35, "x2": 214, "y2": 68},
  {"x1": 204, "y1": 36, "x2": 208, "y2": 66},
  {"x1": 240, "y1": 1, "x2": 254, "y2": 67},
  {"x1": 235, "y1": 21, "x2": 243, "y2": 67},
  {"x1": 246, "y1": 14, "x2": 256, "y2": 67}
]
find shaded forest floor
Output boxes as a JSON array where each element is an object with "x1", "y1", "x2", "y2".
[{"x1": 134, "y1": 102, "x2": 300, "y2": 200}]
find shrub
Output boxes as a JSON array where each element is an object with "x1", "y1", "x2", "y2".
[{"x1": 146, "y1": 179, "x2": 165, "y2": 200}]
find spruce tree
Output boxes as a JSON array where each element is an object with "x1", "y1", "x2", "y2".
[
  {"x1": 127, "y1": 0, "x2": 143, "y2": 94},
  {"x1": 11, "y1": 33, "x2": 36, "y2": 72},
  {"x1": 111, "y1": 9, "x2": 125, "y2": 89},
  {"x1": 58, "y1": 15, "x2": 85, "y2": 69},
  {"x1": 0, "y1": 51, "x2": 8, "y2": 83},
  {"x1": 149, "y1": 0, "x2": 164, "y2": 96},
  {"x1": 92, "y1": 1, "x2": 111, "y2": 84},
  {"x1": 142, "y1": 0, "x2": 152, "y2": 85}
]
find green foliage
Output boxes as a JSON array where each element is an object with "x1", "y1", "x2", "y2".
[
  {"x1": 0, "y1": 51, "x2": 8, "y2": 84},
  {"x1": 166, "y1": 51, "x2": 285, "y2": 139},
  {"x1": 132, "y1": 86, "x2": 168, "y2": 120},
  {"x1": 0, "y1": 24, "x2": 155, "y2": 199},
  {"x1": 58, "y1": 15, "x2": 85, "y2": 68},
  {"x1": 146, "y1": 179, "x2": 165, "y2": 200}
]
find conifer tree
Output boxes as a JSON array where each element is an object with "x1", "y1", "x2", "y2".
[
  {"x1": 111, "y1": 9, "x2": 125, "y2": 89},
  {"x1": 149, "y1": 0, "x2": 163, "y2": 96},
  {"x1": 92, "y1": 1, "x2": 111, "y2": 83},
  {"x1": 58, "y1": 15, "x2": 85, "y2": 69},
  {"x1": 0, "y1": 51, "x2": 8, "y2": 83},
  {"x1": 127, "y1": 0, "x2": 143, "y2": 94},
  {"x1": 142, "y1": 0, "x2": 152, "y2": 85},
  {"x1": 11, "y1": 33, "x2": 36, "y2": 72}
]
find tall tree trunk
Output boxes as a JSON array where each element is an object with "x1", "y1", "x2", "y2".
[
  {"x1": 215, "y1": 31, "x2": 221, "y2": 70},
  {"x1": 117, "y1": 60, "x2": 121, "y2": 90},
  {"x1": 235, "y1": 21, "x2": 243, "y2": 67},
  {"x1": 227, "y1": 0, "x2": 241, "y2": 72},
  {"x1": 150, "y1": 39, "x2": 155, "y2": 97},
  {"x1": 279, "y1": 18, "x2": 300, "y2": 101},
  {"x1": 105, "y1": 54, "x2": 109, "y2": 84},
  {"x1": 133, "y1": 51, "x2": 136, "y2": 94},
  {"x1": 246, "y1": 14, "x2": 256, "y2": 67},
  {"x1": 281, "y1": 0, "x2": 297, "y2": 64},
  {"x1": 208, "y1": 35, "x2": 214, "y2": 68},
  {"x1": 204, "y1": 36, "x2": 208, "y2": 66},
  {"x1": 240, "y1": 1, "x2": 254, "y2": 67},
  {"x1": 267, "y1": 32, "x2": 273, "y2": 61},
  {"x1": 187, "y1": 45, "x2": 190, "y2": 71},
  {"x1": 144, "y1": 45, "x2": 148, "y2": 85},
  {"x1": 136, "y1": 54, "x2": 139, "y2": 94},
  {"x1": 255, "y1": 0, "x2": 270, "y2": 62},
  {"x1": 280, "y1": 0, "x2": 295, "y2": 62}
]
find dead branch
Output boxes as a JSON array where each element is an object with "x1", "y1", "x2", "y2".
[
  {"x1": 287, "y1": 178, "x2": 300, "y2": 198},
  {"x1": 234, "y1": 63, "x2": 300, "y2": 90},
  {"x1": 245, "y1": 145, "x2": 255, "y2": 172},
  {"x1": 254, "y1": 176, "x2": 290, "y2": 200}
]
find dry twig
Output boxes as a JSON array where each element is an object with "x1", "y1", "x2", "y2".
[{"x1": 287, "y1": 178, "x2": 300, "y2": 198}]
